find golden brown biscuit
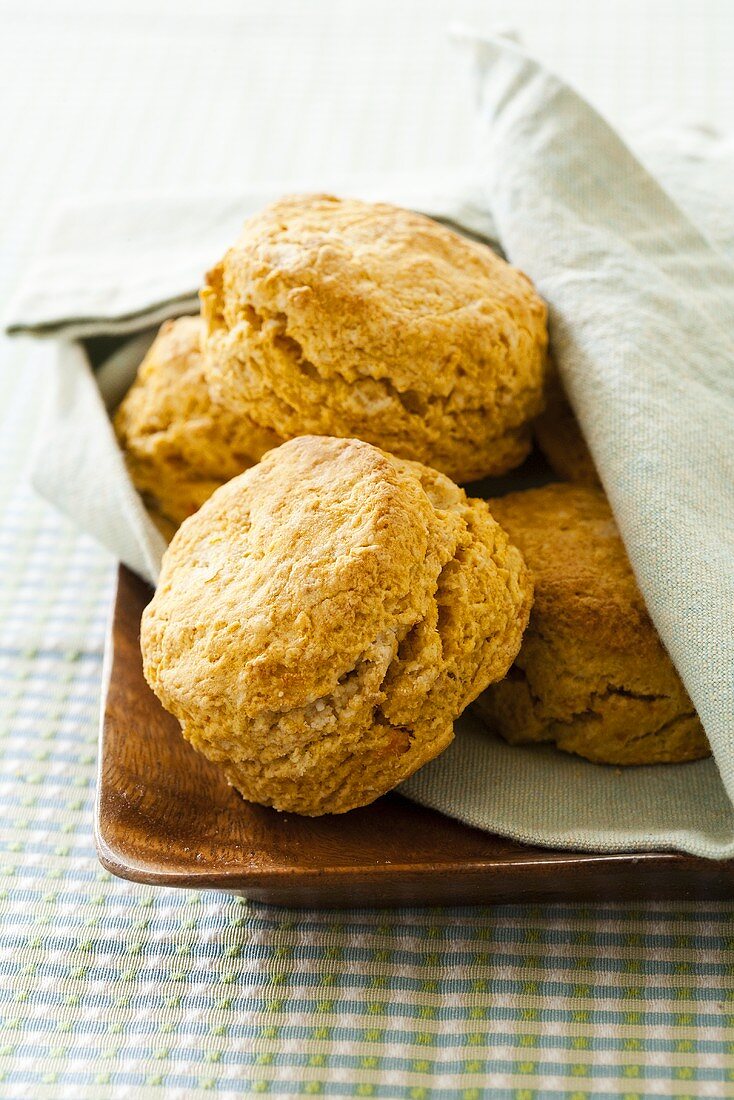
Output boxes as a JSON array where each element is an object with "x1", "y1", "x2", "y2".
[
  {"x1": 201, "y1": 194, "x2": 548, "y2": 483},
  {"x1": 474, "y1": 483, "x2": 708, "y2": 765},
  {"x1": 141, "y1": 435, "x2": 533, "y2": 814},
  {"x1": 534, "y1": 372, "x2": 600, "y2": 487},
  {"x1": 113, "y1": 316, "x2": 281, "y2": 528}
]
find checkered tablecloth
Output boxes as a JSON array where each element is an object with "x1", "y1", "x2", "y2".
[{"x1": 2, "y1": 2, "x2": 734, "y2": 1096}]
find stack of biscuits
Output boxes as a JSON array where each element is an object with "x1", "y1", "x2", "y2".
[{"x1": 114, "y1": 193, "x2": 708, "y2": 816}]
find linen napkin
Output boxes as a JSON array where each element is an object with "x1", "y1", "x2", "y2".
[
  {"x1": 6, "y1": 37, "x2": 734, "y2": 856},
  {"x1": 406, "y1": 35, "x2": 734, "y2": 855}
]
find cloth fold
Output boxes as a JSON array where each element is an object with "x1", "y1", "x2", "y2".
[{"x1": 7, "y1": 35, "x2": 734, "y2": 856}]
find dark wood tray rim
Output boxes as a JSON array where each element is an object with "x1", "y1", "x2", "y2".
[{"x1": 96, "y1": 567, "x2": 734, "y2": 906}]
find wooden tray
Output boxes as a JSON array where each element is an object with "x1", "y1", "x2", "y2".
[{"x1": 97, "y1": 565, "x2": 734, "y2": 907}]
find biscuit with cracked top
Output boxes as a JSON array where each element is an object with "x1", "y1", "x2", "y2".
[
  {"x1": 201, "y1": 194, "x2": 548, "y2": 484},
  {"x1": 141, "y1": 435, "x2": 533, "y2": 814},
  {"x1": 474, "y1": 483, "x2": 708, "y2": 765}
]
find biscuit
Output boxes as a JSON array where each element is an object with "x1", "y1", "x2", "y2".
[
  {"x1": 201, "y1": 194, "x2": 548, "y2": 483},
  {"x1": 141, "y1": 435, "x2": 533, "y2": 814},
  {"x1": 534, "y1": 373, "x2": 600, "y2": 487},
  {"x1": 114, "y1": 316, "x2": 281, "y2": 528},
  {"x1": 474, "y1": 483, "x2": 708, "y2": 765}
]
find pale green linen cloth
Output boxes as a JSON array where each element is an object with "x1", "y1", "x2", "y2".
[
  {"x1": 407, "y1": 36, "x2": 734, "y2": 855},
  {"x1": 5, "y1": 37, "x2": 734, "y2": 857}
]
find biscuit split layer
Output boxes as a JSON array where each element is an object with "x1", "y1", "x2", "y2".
[
  {"x1": 474, "y1": 483, "x2": 709, "y2": 765},
  {"x1": 201, "y1": 194, "x2": 548, "y2": 484},
  {"x1": 141, "y1": 435, "x2": 533, "y2": 814}
]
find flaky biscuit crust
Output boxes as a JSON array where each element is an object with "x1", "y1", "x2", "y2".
[
  {"x1": 113, "y1": 316, "x2": 281, "y2": 527},
  {"x1": 141, "y1": 436, "x2": 533, "y2": 814},
  {"x1": 474, "y1": 483, "x2": 708, "y2": 765},
  {"x1": 201, "y1": 194, "x2": 548, "y2": 483}
]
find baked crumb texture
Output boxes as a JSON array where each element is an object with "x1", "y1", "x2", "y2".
[
  {"x1": 534, "y1": 369, "x2": 600, "y2": 487},
  {"x1": 113, "y1": 315, "x2": 281, "y2": 529},
  {"x1": 201, "y1": 193, "x2": 549, "y2": 484},
  {"x1": 474, "y1": 483, "x2": 709, "y2": 765},
  {"x1": 141, "y1": 435, "x2": 533, "y2": 814}
]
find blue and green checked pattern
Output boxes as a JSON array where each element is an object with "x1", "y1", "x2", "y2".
[{"x1": 2, "y1": 337, "x2": 734, "y2": 1100}]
